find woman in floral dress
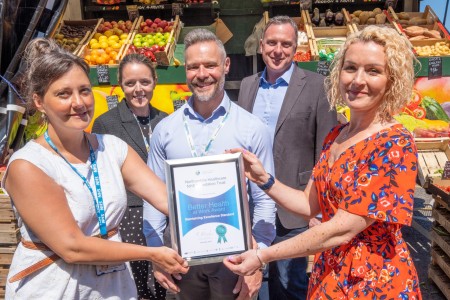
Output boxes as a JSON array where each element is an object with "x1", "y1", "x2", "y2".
[{"x1": 224, "y1": 25, "x2": 422, "y2": 299}]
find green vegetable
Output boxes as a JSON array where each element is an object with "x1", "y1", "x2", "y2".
[{"x1": 420, "y1": 96, "x2": 450, "y2": 122}]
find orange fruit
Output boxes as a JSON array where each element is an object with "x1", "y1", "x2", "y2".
[
  {"x1": 104, "y1": 46, "x2": 113, "y2": 54},
  {"x1": 109, "y1": 50, "x2": 118, "y2": 59},
  {"x1": 96, "y1": 56, "x2": 106, "y2": 65}
]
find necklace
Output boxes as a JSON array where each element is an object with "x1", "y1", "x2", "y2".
[{"x1": 132, "y1": 112, "x2": 151, "y2": 153}]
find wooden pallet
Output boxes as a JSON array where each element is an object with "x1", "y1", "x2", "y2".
[{"x1": 0, "y1": 191, "x2": 18, "y2": 297}]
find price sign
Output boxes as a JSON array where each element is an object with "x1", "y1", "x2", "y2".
[
  {"x1": 96, "y1": 65, "x2": 110, "y2": 85},
  {"x1": 442, "y1": 161, "x2": 450, "y2": 180},
  {"x1": 106, "y1": 95, "x2": 119, "y2": 110},
  {"x1": 317, "y1": 60, "x2": 330, "y2": 77},
  {"x1": 428, "y1": 56, "x2": 442, "y2": 79}
]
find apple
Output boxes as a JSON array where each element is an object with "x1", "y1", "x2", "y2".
[
  {"x1": 140, "y1": 22, "x2": 147, "y2": 28},
  {"x1": 154, "y1": 18, "x2": 162, "y2": 24},
  {"x1": 135, "y1": 34, "x2": 143, "y2": 39},
  {"x1": 103, "y1": 21, "x2": 112, "y2": 28},
  {"x1": 151, "y1": 23, "x2": 158, "y2": 29},
  {"x1": 118, "y1": 20, "x2": 125, "y2": 25},
  {"x1": 163, "y1": 26, "x2": 172, "y2": 33},
  {"x1": 133, "y1": 41, "x2": 142, "y2": 47},
  {"x1": 111, "y1": 21, "x2": 117, "y2": 26},
  {"x1": 145, "y1": 19, "x2": 153, "y2": 26},
  {"x1": 159, "y1": 20, "x2": 168, "y2": 29}
]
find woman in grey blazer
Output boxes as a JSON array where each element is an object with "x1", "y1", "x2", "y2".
[{"x1": 92, "y1": 54, "x2": 167, "y2": 300}]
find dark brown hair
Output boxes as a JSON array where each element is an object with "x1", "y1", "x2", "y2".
[
  {"x1": 117, "y1": 53, "x2": 157, "y2": 84},
  {"x1": 23, "y1": 38, "x2": 90, "y2": 109}
]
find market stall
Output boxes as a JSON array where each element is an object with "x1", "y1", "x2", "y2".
[{"x1": 2, "y1": 0, "x2": 450, "y2": 297}]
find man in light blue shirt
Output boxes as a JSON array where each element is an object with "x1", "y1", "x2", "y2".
[{"x1": 143, "y1": 28, "x2": 276, "y2": 300}]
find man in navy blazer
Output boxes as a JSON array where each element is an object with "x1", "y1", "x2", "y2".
[{"x1": 238, "y1": 15, "x2": 337, "y2": 300}]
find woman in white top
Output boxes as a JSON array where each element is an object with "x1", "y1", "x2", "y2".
[{"x1": 3, "y1": 38, "x2": 188, "y2": 299}]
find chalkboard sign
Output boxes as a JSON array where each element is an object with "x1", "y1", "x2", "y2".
[
  {"x1": 442, "y1": 161, "x2": 450, "y2": 180},
  {"x1": 317, "y1": 61, "x2": 330, "y2": 77},
  {"x1": 428, "y1": 56, "x2": 442, "y2": 79},
  {"x1": 106, "y1": 95, "x2": 119, "y2": 110},
  {"x1": 96, "y1": 65, "x2": 110, "y2": 85}
]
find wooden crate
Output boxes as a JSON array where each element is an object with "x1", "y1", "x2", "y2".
[
  {"x1": 78, "y1": 17, "x2": 139, "y2": 66},
  {"x1": 342, "y1": 8, "x2": 393, "y2": 33},
  {"x1": 308, "y1": 24, "x2": 353, "y2": 60},
  {"x1": 154, "y1": 15, "x2": 182, "y2": 66},
  {"x1": 410, "y1": 39, "x2": 450, "y2": 57},
  {"x1": 415, "y1": 138, "x2": 450, "y2": 188},
  {"x1": 388, "y1": 5, "x2": 449, "y2": 41},
  {"x1": 53, "y1": 19, "x2": 102, "y2": 55},
  {"x1": 429, "y1": 264, "x2": 450, "y2": 300},
  {"x1": 0, "y1": 190, "x2": 17, "y2": 298}
]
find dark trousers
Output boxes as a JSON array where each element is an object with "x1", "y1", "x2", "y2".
[{"x1": 174, "y1": 263, "x2": 238, "y2": 300}]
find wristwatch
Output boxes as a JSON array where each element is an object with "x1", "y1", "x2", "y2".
[{"x1": 258, "y1": 173, "x2": 275, "y2": 191}]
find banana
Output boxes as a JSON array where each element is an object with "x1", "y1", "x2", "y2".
[{"x1": 173, "y1": 57, "x2": 181, "y2": 66}]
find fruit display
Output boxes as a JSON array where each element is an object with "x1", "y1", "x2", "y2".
[
  {"x1": 293, "y1": 50, "x2": 311, "y2": 62},
  {"x1": 81, "y1": 19, "x2": 136, "y2": 65},
  {"x1": 310, "y1": 8, "x2": 345, "y2": 27},
  {"x1": 132, "y1": 32, "x2": 172, "y2": 49},
  {"x1": 97, "y1": 20, "x2": 134, "y2": 35},
  {"x1": 127, "y1": 44, "x2": 158, "y2": 62},
  {"x1": 316, "y1": 38, "x2": 345, "y2": 61},
  {"x1": 403, "y1": 25, "x2": 442, "y2": 41},
  {"x1": 413, "y1": 41, "x2": 450, "y2": 57},
  {"x1": 138, "y1": 18, "x2": 174, "y2": 34},
  {"x1": 96, "y1": 0, "x2": 121, "y2": 4},
  {"x1": 53, "y1": 20, "x2": 100, "y2": 53},
  {"x1": 346, "y1": 8, "x2": 389, "y2": 26},
  {"x1": 136, "y1": 0, "x2": 164, "y2": 4},
  {"x1": 392, "y1": 11, "x2": 433, "y2": 27}
]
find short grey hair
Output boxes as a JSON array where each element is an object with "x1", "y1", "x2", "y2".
[
  {"x1": 263, "y1": 15, "x2": 298, "y2": 47},
  {"x1": 184, "y1": 28, "x2": 227, "y2": 62}
]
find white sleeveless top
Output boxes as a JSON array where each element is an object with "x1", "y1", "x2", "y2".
[{"x1": 4, "y1": 134, "x2": 137, "y2": 299}]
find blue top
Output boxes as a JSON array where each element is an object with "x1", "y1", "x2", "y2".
[
  {"x1": 252, "y1": 63, "x2": 295, "y2": 142},
  {"x1": 143, "y1": 92, "x2": 276, "y2": 249}
]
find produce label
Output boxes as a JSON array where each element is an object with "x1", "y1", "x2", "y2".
[
  {"x1": 96, "y1": 65, "x2": 110, "y2": 84},
  {"x1": 442, "y1": 161, "x2": 450, "y2": 180},
  {"x1": 317, "y1": 60, "x2": 330, "y2": 76},
  {"x1": 428, "y1": 57, "x2": 442, "y2": 79}
]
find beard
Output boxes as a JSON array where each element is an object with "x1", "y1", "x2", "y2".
[{"x1": 188, "y1": 74, "x2": 226, "y2": 102}]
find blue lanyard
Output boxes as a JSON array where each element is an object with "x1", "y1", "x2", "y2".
[
  {"x1": 182, "y1": 101, "x2": 231, "y2": 157},
  {"x1": 44, "y1": 131, "x2": 108, "y2": 238}
]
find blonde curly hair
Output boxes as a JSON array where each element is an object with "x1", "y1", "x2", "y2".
[{"x1": 325, "y1": 25, "x2": 419, "y2": 122}]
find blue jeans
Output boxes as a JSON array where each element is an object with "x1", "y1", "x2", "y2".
[{"x1": 268, "y1": 223, "x2": 309, "y2": 300}]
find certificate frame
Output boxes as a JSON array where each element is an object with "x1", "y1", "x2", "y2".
[{"x1": 165, "y1": 153, "x2": 252, "y2": 266}]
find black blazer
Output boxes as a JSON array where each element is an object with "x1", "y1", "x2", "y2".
[
  {"x1": 92, "y1": 99, "x2": 168, "y2": 206},
  {"x1": 238, "y1": 66, "x2": 338, "y2": 229}
]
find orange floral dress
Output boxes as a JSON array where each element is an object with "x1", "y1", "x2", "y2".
[{"x1": 308, "y1": 123, "x2": 422, "y2": 299}]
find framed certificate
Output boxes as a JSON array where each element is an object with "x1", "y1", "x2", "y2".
[{"x1": 165, "y1": 153, "x2": 252, "y2": 266}]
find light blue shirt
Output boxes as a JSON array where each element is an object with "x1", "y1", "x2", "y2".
[
  {"x1": 143, "y1": 93, "x2": 276, "y2": 249},
  {"x1": 252, "y1": 63, "x2": 295, "y2": 142}
]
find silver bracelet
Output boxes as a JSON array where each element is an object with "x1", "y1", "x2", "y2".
[{"x1": 255, "y1": 248, "x2": 267, "y2": 271}]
